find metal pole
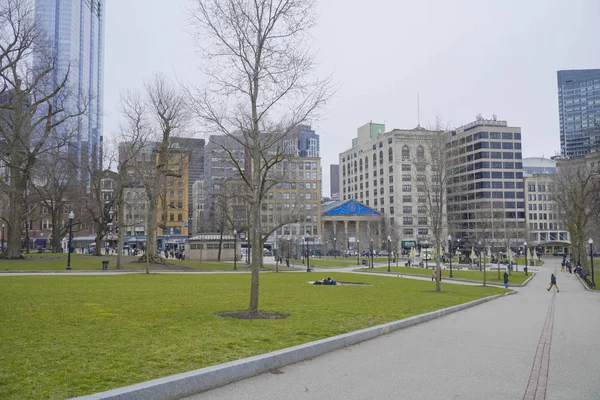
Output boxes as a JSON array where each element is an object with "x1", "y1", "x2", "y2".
[
  {"x1": 1, "y1": 223, "x2": 4, "y2": 254},
  {"x1": 357, "y1": 240, "x2": 360, "y2": 265},
  {"x1": 449, "y1": 239, "x2": 453, "y2": 278},
  {"x1": 590, "y1": 242, "x2": 595, "y2": 289},
  {"x1": 524, "y1": 244, "x2": 528, "y2": 276},
  {"x1": 387, "y1": 238, "x2": 391, "y2": 272},
  {"x1": 306, "y1": 238, "x2": 310, "y2": 272},
  {"x1": 233, "y1": 232, "x2": 237, "y2": 270},
  {"x1": 66, "y1": 215, "x2": 73, "y2": 270},
  {"x1": 334, "y1": 238, "x2": 336, "y2": 258}
]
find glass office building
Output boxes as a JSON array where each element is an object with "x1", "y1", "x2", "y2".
[
  {"x1": 35, "y1": 0, "x2": 105, "y2": 180},
  {"x1": 557, "y1": 69, "x2": 600, "y2": 158}
]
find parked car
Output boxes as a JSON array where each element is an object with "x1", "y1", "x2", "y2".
[
  {"x1": 553, "y1": 252, "x2": 566, "y2": 257},
  {"x1": 378, "y1": 250, "x2": 389, "y2": 257}
]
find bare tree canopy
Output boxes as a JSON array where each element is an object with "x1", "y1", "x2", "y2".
[
  {"x1": 554, "y1": 159, "x2": 600, "y2": 272},
  {"x1": 189, "y1": 0, "x2": 333, "y2": 313},
  {"x1": 417, "y1": 117, "x2": 450, "y2": 291}
]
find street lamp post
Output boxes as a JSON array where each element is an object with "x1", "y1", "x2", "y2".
[
  {"x1": 66, "y1": 211, "x2": 74, "y2": 270},
  {"x1": 1, "y1": 223, "x2": 5, "y2": 254},
  {"x1": 589, "y1": 238, "x2": 595, "y2": 289},
  {"x1": 333, "y1": 237, "x2": 337, "y2": 258},
  {"x1": 524, "y1": 241, "x2": 528, "y2": 276},
  {"x1": 305, "y1": 237, "x2": 310, "y2": 272},
  {"x1": 233, "y1": 229, "x2": 237, "y2": 270},
  {"x1": 424, "y1": 240, "x2": 429, "y2": 269},
  {"x1": 356, "y1": 239, "x2": 360, "y2": 265},
  {"x1": 370, "y1": 239, "x2": 374, "y2": 268},
  {"x1": 448, "y1": 234, "x2": 453, "y2": 278},
  {"x1": 387, "y1": 235, "x2": 391, "y2": 272}
]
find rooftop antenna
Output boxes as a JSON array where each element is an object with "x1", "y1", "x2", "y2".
[{"x1": 417, "y1": 92, "x2": 420, "y2": 127}]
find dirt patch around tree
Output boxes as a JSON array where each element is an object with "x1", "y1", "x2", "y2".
[{"x1": 216, "y1": 310, "x2": 290, "y2": 320}]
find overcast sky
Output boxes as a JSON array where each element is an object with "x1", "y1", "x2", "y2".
[{"x1": 104, "y1": 0, "x2": 600, "y2": 197}]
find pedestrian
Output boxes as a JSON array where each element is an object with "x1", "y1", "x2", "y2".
[
  {"x1": 547, "y1": 273, "x2": 559, "y2": 292},
  {"x1": 503, "y1": 271, "x2": 509, "y2": 289},
  {"x1": 431, "y1": 267, "x2": 436, "y2": 281}
]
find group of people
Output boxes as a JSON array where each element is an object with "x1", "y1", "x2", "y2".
[
  {"x1": 164, "y1": 249, "x2": 185, "y2": 260},
  {"x1": 313, "y1": 277, "x2": 337, "y2": 285}
]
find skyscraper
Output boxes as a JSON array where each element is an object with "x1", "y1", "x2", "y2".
[
  {"x1": 557, "y1": 69, "x2": 600, "y2": 158},
  {"x1": 35, "y1": 0, "x2": 105, "y2": 179}
]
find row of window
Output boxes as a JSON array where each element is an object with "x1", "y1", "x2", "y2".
[
  {"x1": 528, "y1": 213, "x2": 558, "y2": 221},
  {"x1": 526, "y1": 184, "x2": 553, "y2": 192},
  {"x1": 189, "y1": 243, "x2": 237, "y2": 250},
  {"x1": 528, "y1": 203, "x2": 554, "y2": 211}
]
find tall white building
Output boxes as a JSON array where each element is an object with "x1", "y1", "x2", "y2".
[{"x1": 339, "y1": 122, "x2": 443, "y2": 252}]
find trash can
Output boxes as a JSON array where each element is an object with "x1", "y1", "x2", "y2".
[{"x1": 102, "y1": 261, "x2": 109, "y2": 271}]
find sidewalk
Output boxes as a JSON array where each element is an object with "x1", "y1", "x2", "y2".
[{"x1": 185, "y1": 258, "x2": 600, "y2": 400}]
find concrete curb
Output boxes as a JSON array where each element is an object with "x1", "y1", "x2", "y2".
[
  {"x1": 575, "y1": 273, "x2": 600, "y2": 293},
  {"x1": 72, "y1": 292, "x2": 513, "y2": 400}
]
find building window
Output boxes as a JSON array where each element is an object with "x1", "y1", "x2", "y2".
[
  {"x1": 403, "y1": 217, "x2": 413, "y2": 225},
  {"x1": 404, "y1": 229, "x2": 413, "y2": 235},
  {"x1": 402, "y1": 145, "x2": 410, "y2": 160},
  {"x1": 402, "y1": 184, "x2": 411, "y2": 192},
  {"x1": 403, "y1": 195, "x2": 412, "y2": 203},
  {"x1": 417, "y1": 146, "x2": 424, "y2": 160}
]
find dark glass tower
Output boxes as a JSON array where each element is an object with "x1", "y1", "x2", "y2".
[{"x1": 557, "y1": 69, "x2": 600, "y2": 158}]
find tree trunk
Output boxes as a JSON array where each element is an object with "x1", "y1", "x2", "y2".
[
  {"x1": 50, "y1": 203, "x2": 63, "y2": 253},
  {"x1": 435, "y1": 243, "x2": 441, "y2": 292},
  {"x1": 145, "y1": 193, "x2": 158, "y2": 259},
  {"x1": 4, "y1": 179, "x2": 25, "y2": 259},
  {"x1": 94, "y1": 220, "x2": 103, "y2": 256},
  {"x1": 248, "y1": 139, "x2": 262, "y2": 313},
  {"x1": 217, "y1": 230, "x2": 223, "y2": 261},
  {"x1": 116, "y1": 186, "x2": 125, "y2": 269}
]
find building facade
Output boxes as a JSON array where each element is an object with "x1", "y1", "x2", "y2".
[
  {"x1": 339, "y1": 122, "x2": 443, "y2": 251},
  {"x1": 522, "y1": 158, "x2": 568, "y2": 254},
  {"x1": 35, "y1": 0, "x2": 105, "y2": 179},
  {"x1": 446, "y1": 116, "x2": 526, "y2": 247},
  {"x1": 557, "y1": 69, "x2": 600, "y2": 158},
  {"x1": 330, "y1": 164, "x2": 339, "y2": 200},
  {"x1": 172, "y1": 137, "x2": 205, "y2": 225}
]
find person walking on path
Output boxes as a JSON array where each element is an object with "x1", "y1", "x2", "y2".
[
  {"x1": 503, "y1": 271, "x2": 509, "y2": 288},
  {"x1": 431, "y1": 267, "x2": 436, "y2": 281},
  {"x1": 547, "y1": 273, "x2": 559, "y2": 292}
]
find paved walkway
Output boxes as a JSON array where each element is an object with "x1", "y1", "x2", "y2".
[{"x1": 185, "y1": 258, "x2": 600, "y2": 400}]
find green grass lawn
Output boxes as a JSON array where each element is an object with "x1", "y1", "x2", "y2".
[
  {"x1": 0, "y1": 254, "x2": 131, "y2": 271},
  {"x1": 363, "y1": 266, "x2": 531, "y2": 284},
  {"x1": 0, "y1": 254, "x2": 287, "y2": 272},
  {"x1": 0, "y1": 273, "x2": 507, "y2": 399}
]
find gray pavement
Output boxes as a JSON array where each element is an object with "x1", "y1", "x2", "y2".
[{"x1": 185, "y1": 258, "x2": 600, "y2": 400}]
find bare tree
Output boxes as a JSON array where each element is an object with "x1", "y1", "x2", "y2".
[
  {"x1": 29, "y1": 150, "x2": 75, "y2": 253},
  {"x1": 0, "y1": 0, "x2": 84, "y2": 258},
  {"x1": 127, "y1": 74, "x2": 188, "y2": 264},
  {"x1": 114, "y1": 91, "x2": 151, "y2": 269},
  {"x1": 417, "y1": 120, "x2": 450, "y2": 291},
  {"x1": 554, "y1": 159, "x2": 599, "y2": 272},
  {"x1": 189, "y1": 0, "x2": 332, "y2": 313}
]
